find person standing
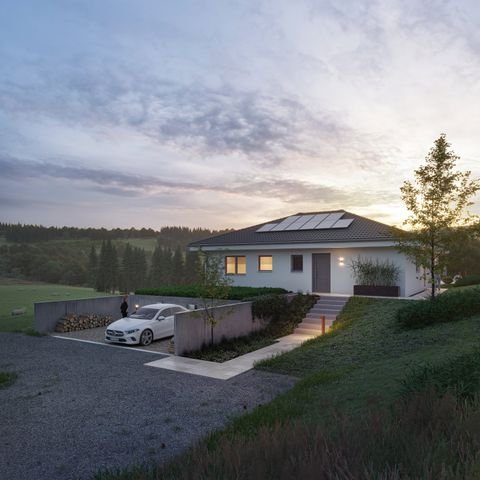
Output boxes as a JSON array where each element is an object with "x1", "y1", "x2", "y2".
[{"x1": 120, "y1": 295, "x2": 128, "y2": 318}]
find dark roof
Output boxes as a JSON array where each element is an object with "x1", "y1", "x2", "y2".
[{"x1": 189, "y1": 210, "x2": 400, "y2": 248}]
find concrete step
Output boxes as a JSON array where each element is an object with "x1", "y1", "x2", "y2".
[
  {"x1": 298, "y1": 318, "x2": 335, "y2": 325},
  {"x1": 300, "y1": 319, "x2": 334, "y2": 328},
  {"x1": 309, "y1": 307, "x2": 342, "y2": 314},
  {"x1": 318, "y1": 296, "x2": 349, "y2": 302},
  {"x1": 306, "y1": 313, "x2": 336, "y2": 320}
]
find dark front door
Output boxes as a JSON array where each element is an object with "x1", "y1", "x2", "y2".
[{"x1": 312, "y1": 253, "x2": 331, "y2": 293}]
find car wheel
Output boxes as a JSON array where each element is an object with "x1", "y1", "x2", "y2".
[{"x1": 140, "y1": 329, "x2": 153, "y2": 346}]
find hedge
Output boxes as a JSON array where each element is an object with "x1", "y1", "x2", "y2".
[
  {"x1": 135, "y1": 285, "x2": 288, "y2": 300},
  {"x1": 397, "y1": 287, "x2": 480, "y2": 329}
]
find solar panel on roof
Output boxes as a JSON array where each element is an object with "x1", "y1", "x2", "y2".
[
  {"x1": 285, "y1": 214, "x2": 315, "y2": 230},
  {"x1": 299, "y1": 213, "x2": 329, "y2": 230},
  {"x1": 256, "y1": 223, "x2": 277, "y2": 232},
  {"x1": 315, "y1": 212, "x2": 344, "y2": 229},
  {"x1": 270, "y1": 215, "x2": 301, "y2": 231},
  {"x1": 332, "y1": 218, "x2": 354, "y2": 229}
]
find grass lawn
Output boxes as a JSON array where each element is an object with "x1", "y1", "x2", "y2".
[
  {"x1": 96, "y1": 295, "x2": 480, "y2": 479},
  {"x1": 0, "y1": 280, "x2": 109, "y2": 332},
  {"x1": 119, "y1": 237, "x2": 158, "y2": 252}
]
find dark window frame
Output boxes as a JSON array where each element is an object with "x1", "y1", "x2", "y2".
[{"x1": 291, "y1": 254, "x2": 303, "y2": 272}]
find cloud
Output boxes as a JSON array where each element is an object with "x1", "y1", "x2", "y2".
[{"x1": 0, "y1": 154, "x2": 398, "y2": 214}]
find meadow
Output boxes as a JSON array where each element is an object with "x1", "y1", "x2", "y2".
[{"x1": 0, "y1": 278, "x2": 108, "y2": 332}]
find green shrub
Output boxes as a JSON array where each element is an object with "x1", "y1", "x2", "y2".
[
  {"x1": 251, "y1": 294, "x2": 289, "y2": 323},
  {"x1": 401, "y1": 349, "x2": 480, "y2": 402},
  {"x1": 452, "y1": 274, "x2": 480, "y2": 288},
  {"x1": 136, "y1": 285, "x2": 288, "y2": 300},
  {"x1": 397, "y1": 287, "x2": 480, "y2": 328}
]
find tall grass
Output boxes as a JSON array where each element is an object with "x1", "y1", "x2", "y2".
[
  {"x1": 96, "y1": 390, "x2": 480, "y2": 480},
  {"x1": 349, "y1": 256, "x2": 400, "y2": 286}
]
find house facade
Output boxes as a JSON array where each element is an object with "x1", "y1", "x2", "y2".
[{"x1": 189, "y1": 211, "x2": 425, "y2": 297}]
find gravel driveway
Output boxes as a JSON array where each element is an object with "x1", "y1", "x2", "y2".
[{"x1": 0, "y1": 333, "x2": 296, "y2": 480}]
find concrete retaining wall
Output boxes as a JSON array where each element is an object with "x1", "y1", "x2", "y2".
[
  {"x1": 174, "y1": 301, "x2": 266, "y2": 356},
  {"x1": 34, "y1": 294, "x2": 233, "y2": 333}
]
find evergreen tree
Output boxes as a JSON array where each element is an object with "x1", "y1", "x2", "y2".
[
  {"x1": 131, "y1": 246, "x2": 147, "y2": 291},
  {"x1": 119, "y1": 243, "x2": 133, "y2": 293},
  {"x1": 96, "y1": 240, "x2": 108, "y2": 292},
  {"x1": 172, "y1": 245, "x2": 185, "y2": 285},
  {"x1": 88, "y1": 244, "x2": 98, "y2": 288},
  {"x1": 149, "y1": 245, "x2": 164, "y2": 287},
  {"x1": 185, "y1": 250, "x2": 201, "y2": 285}
]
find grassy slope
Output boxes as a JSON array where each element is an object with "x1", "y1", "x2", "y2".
[
  {"x1": 230, "y1": 296, "x2": 480, "y2": 431},
  {"x1": 0, "y1": 281, "x2": 108, "y2": 332},
  {"x1": 96, "y1": 295, "x2": 480, "y2": 479}
]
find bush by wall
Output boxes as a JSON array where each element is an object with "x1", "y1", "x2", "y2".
[
  {"x1": 252, "y1": 293, "x2": 317, "y2": 337},
  {"x1": 136, "y1": 285, "x2": 288, "y2": 300},
  {"x1": 397, "y1": 287, "x2": 480, "y2": 329},
  {"x1": 452, "y1": 274, "x2": 480, "y2": 288}
]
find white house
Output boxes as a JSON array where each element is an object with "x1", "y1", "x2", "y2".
[{"x1": 189, "y1": 210, "x2": 425, "y2": 297}]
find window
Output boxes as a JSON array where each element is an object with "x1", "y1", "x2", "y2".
[
  {"x1": 225, "y1": 256, "x2": 246, "y2": 275},
  {"x1": 258, "y1": 255, "x2": 273, "y2": 271},
  {"x1": 291, "y1": 255, "x2": 303, "y2": 272}
]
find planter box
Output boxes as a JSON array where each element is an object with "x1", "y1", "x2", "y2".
[{"x1": 353, "y1": 285, "x2": 400, "y2": 297}]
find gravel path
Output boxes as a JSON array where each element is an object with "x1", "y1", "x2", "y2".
[{"x1": 0, "y1": 333, "x2": 296, "y2": 480}]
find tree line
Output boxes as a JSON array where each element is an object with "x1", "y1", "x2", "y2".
[
  {"x1": 0, "y1": 223, "x2": 231, "y2": 246},
  {"x1": 0, "y1": 239, "x2": 204, "y2": 292},
  {"x1": 88, "y1": 241, "x2": 202, "y2": 293}
]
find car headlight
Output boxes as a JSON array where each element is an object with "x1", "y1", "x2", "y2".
[{"x1": 125, "y1": 328, "x2": 140, "y2": 334}]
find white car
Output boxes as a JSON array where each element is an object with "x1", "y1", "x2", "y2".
[{"x1": 105, "y1": 303, "x2": 189, "y2": 346}]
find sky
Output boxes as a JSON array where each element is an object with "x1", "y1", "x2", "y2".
[{"x1": 1, "y1": 0, "x2": 479, "y2": 230}]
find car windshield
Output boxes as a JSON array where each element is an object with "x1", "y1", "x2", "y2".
[{"x1": 130, "y1": 308, "x2": 159, "y2": 320}]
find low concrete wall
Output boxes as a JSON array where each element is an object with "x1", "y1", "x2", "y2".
[
  {"x1": 174, "y1": 301, "x2": 266, "y2": 356},
  {"x1": 34, "y1": 294, "x2": 232, "y2": 333}
]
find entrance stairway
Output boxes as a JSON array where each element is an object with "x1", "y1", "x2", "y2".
[{"x1": 294, "y1": 295, "x2": 349, "y2": 336}]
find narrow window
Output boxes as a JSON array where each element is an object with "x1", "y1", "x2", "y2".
[
  {"x1": 226, "y1": 256, "x2": 236, "y2": 275},
  {"x1": 237, "y1": 256, "x2": 246, "y2": 274},
  {"x1": 258, "y1": 255, "x2": 273, "y2": 271},
  {"x1": 291, "y1": 255, "x2": 303, "y2": 272}
]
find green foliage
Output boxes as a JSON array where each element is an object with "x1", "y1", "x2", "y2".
[
  {"x1": 185, "y1": 331, "x2": 276, "y2": 362},
  {"x1": 136, "y1": 285, "x2": 288, "y2": 300},
  {"x1": 96, "y1": 240, "x2": 119, "y2": 293},
  {"x1": 452, "y1": 274, "x2": 480, "y2": 288},
  {"x1": 251, "y1": 294, "x2": 289, "y2": 323},
  {"x1": 397, "y1": 133, "x2": 480, "y2": 299},
  {"x1": 396, "y1": 288, "x2": 480, "y2": 329},
  {"x1": 401, "y1": 348, "x2": 480, "y2": 401},
  {"x1": 0, "y1": 372, "x2": 17, "y2": 389},
  {"x1": 349, "y1": 256, "x2": 400, "y2": 286}
]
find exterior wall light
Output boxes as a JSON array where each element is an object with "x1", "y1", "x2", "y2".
[{"x1": 338, "y1": 257, "x2": 345, "y2": 267}]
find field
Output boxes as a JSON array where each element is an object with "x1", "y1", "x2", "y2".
[{"x1": 0, "y1": 279, "x2": 109, "y2": 332}]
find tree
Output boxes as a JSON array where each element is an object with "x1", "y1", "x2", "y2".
[
  {"x1": 88, "y1": 244, "x2": 98, "y2": 287},
  {"x1": 96, "y1": 240, "x2": 119, "y2": 293},
  {"x1": 196, "y1": 251, "x2": 233, "y2": 345},
  {"x1": 172, "y1": 245, "x2": 185, "y2": 285},
  {"x1": 397, "y1": 134, "x2": 480, "y2": 299}
]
